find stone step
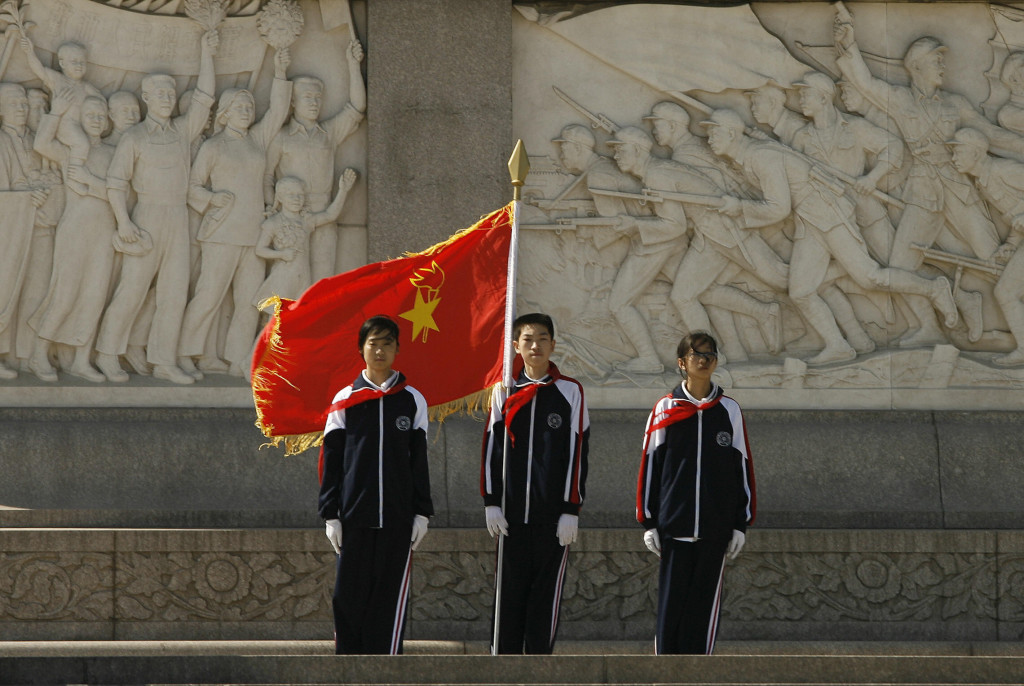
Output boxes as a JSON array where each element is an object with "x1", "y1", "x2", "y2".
[
  {"x1": 4, "y1": 640, "x2": 1024, "y2": 657},
  {"x1": 2, "y1": 642, "x2": 1023, "y2": 685}
]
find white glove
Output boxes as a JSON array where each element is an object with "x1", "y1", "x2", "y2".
[
  {"x1": 410, "y1": 514, "x2": 429, "y2": 550},
  {"x1": 325, "y1": 519, "x2": 342, "y2": 555},
  {"x1": 643, "y1": 529, "x2": 661, "y2": 557},
  {"x1": 727, "y1": 529, "x2": 746, "y2": 560},
  {"x1": 485, "y1": 505, "x2": 508, "y2": 537},
  {"x1": 556, "y1": 513, "x2": 578, "y2": 546}
]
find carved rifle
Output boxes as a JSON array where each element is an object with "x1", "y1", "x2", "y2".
[
  {"x1": 546, "y1": 87, "x2": 625, "y2": 204},
  {"x1": 521, "y1": 215, "x2": 625, "y2": 249},
  {"x1": 912, "y1": 243, "x2": 1003, "y2": 290},
  {"x1": 590, "y1": 187, "x2": 754, "y2": 264},
  {"x1": 552, "y1": 86, "x2": 620, "y2": 134}
]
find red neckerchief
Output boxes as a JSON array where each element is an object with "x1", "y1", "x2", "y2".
[
  {"x1": 324, "y1": 376, "x2": 408, "y2": 416},
  {"x1": 503, "y1": 359, "x2": 561, "y2": 447},
  {"x1": 318, "y1": 373, "x2": 408, "y2": 483},
  {"x1": 645, "y1": 392, "x2": 721, "y2": 436}
]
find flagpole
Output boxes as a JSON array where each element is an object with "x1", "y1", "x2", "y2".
[{"x1": 492, "y1": 140, "x2": 529, "y2": 656}]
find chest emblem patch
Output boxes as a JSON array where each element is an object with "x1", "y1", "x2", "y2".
[
  {"x1": 716, "y1": 431, "x2": 732, "y2": 447},
  {"x1": 547, "y1": 413, "x2": 563, "y2": 429},
  {"x1": 395, "y1": 416, "x2": 411, "y2": 431}
]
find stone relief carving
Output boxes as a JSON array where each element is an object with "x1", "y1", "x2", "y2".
[
  {"x1": 513, "y1": 2, "x2": 1024, "y2": 406},
  {"x1": 4, "y1": 546, "x2": 1019, "y2": 641},
  {"x1": 0, "y1": 552, "x2": 112, "y2": 621},
  {"x1": 728, "y1": 552, "x2": 999, "y2": 625},
  {"x1": 115, "y1": 551, "x2": 333, "y2": 622},
  {"x1": 0, "y1": 0, "x2": 365, "y2": 384}
]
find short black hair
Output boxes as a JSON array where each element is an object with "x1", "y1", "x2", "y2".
[
  {"x1": 676, "y1": 331, "x2": 717, "y2": 359},
  {"x1": 358, "y1": 315, "x2": 400, "y2": 350},
  {"x1": 512, "y1": 312, "x2": 555, "y2": 340}
]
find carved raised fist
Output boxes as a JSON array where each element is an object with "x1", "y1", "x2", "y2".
[
  {"x1": 203, "y1": 29, "x2": 220, "y2": 56},
  {"x1": 274, "y1": 47, "x2": 291, "y2": 76},
  {"x1": 347, "y1": 39, "x2": 364, "y2": 64}
]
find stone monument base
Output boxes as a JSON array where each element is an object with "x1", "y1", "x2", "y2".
[{"x1": 0, "y1": 528, "x2": 1020, "y2": 643}]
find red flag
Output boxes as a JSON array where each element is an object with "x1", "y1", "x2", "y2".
[{"x1": 252, "y1": 204, "x2": 514, "y2": 454}]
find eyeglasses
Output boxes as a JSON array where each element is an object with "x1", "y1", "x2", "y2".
[{"x1": 686, "y1": 350, "x2": 718, "y2": 362}]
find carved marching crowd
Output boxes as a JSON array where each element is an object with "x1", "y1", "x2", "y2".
[
  {"x1": 525, "y1": 5, "x2": 1024, "y2": 374},
  {"x1": 0, "y1": 8, "x2": 362, "y2": 385}
]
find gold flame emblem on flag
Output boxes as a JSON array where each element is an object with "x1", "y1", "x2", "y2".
[{"x1": 399, "y1": 261, "x2": 445, "y2": 342}]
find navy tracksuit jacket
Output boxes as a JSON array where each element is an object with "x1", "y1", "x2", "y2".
[
  {"x1": 636, "y1": 382, "x2": 755, "y2": 654},
  {"x1": 480, "y1": 366, "x2": 589, "y2": 653},
  {"x1": 318, "y1": 370, "x2": 434, "y2": 655}
]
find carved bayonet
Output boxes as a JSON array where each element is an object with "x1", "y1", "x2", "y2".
[{"x1": 552, "y1": 86, "x2": 620, "y2": 134}]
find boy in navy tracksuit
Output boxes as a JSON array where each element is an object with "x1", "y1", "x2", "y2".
[
  {"x1": 318, "y1": 315, "x2": 434, "y2": 655},
  {"x1": 480, "y1": 312, "x2": 589, "y2": 654},
  {"x1": 636, "y1": 332, "x2": 755, "y2": 655}
]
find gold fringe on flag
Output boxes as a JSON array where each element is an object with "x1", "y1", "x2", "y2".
[
  {"x1": 428, "y1": 386, "x2": 494, "y2": 424},
  {"x1": 402, "y1": 205, "x2": 513, "y2": 260},
  {"x1": 251, "y1": 294, "x2": 315, "y2": 455}
]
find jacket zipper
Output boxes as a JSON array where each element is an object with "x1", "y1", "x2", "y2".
[
  {"x1": 694, "y1": 409, "x2": 703, "y2": 538},
  {"x1": 524, "y1": 395, "x2": 537, "y2": 523},
  {"x1": 378, "y1": 396, "x2": 384, "y2": 528}
]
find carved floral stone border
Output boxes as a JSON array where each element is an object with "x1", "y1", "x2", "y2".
[{"x1": 0, "y1": 530, "x2": 1021, "y2": 640}]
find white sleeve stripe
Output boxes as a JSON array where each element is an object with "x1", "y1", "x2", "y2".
[
  {"x1": 324, "y1": 386, "x2": 354, "y2": 433},
  {"x1": 557, "y1": 380, "x2": 586, "y2": 503},
  {"x1": 722, "y1": 396, "x2": 753, "y2": 521},
  {"x1": 639, "y1": 401, "x2": 666, "y2": 520},
  {"x1": 483, "y1": 385, "x2": 505, "y2": 496}
]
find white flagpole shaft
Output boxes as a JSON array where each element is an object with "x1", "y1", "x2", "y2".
[
  {"x1": 502, "y1": 200, "x2": 520, "y2": 388},
  {"x1": 492, "y1": 200, "x2": 521, "y2": 656}
]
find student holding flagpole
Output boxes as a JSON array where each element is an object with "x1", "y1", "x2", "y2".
[
  {"x1": 481, "y1": 312, "x2": 590, "y2": 654},
  {"x1": 636, "y1": 331, "x2": 756, "y2": 655}
]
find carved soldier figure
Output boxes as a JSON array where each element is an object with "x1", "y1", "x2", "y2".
[
  {"x1": 605, "y1": 126, "x2": 692, "y2": 373},
  {"x1": 637, "y1": 106, "x2": 788, "y2": 357},
  {"x1": 837, "y1": 79, "x2": 913, "y2": 199},
  {"x1": 997, "y1": 52, "x2": 1024, "y2": 136},
  {"x1": 644, "y1": 101, "x2": 738, "y2": 193},
  {"x1": 708, "y1": 108, "x2": 958, "y2": 365},
  {"x1": 548, "y1": 124, "x2": 644, "y2": 289},
  {"x1": 607, "y1": 126, "x2": 785, "y2": 365},
  {"x1": 833, "y1": 10, "x2": 1024, "y2": 344},
  {"x1": 551, "y1": 123, "x2": 647, "y2": 220},
  {"x1": 264, "y1": 39, "x2": 366, "y2": 282},
  {"x1": 748, "y1": 85, "x2": 805, "y2": 145},
  {"x1": 793, "y1": 72, "x2": 900, "y2": 262},
  {"x1": 949, "y1": 128, "x2": 1024, "y2": 366},
  {"x1": 181, "y1": 48, "x2": 293, "y2": 379},
  {"x1": 750, "y1": 81, "x2": 879, "y2": 355},
  {"x1": 94, "y1": 29, "x2": 219, "y2": 384},
  {"x1": 792, "y1": 71, "x2": 911, "y2": 352}
]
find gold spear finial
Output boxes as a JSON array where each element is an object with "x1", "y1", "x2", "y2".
[{"x1": 508, "y1": 139, "x2": 530, "y2": 201}]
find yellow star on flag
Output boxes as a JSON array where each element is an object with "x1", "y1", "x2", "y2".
[{"x1": 400, "y1": 290, "x2": 441, "y2": 342}]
